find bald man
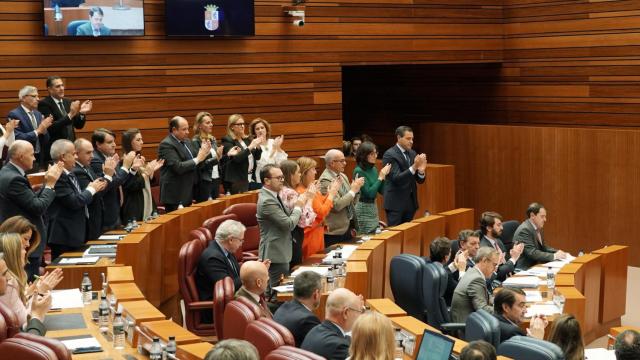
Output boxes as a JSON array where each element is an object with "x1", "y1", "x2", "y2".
[
  {"x1": 301, "y1": 288, "x2": 365, "y2": 360},
  {"x1": 0, "y1": 140, "x2": 62, "y2": 279},
  {"x1": 234, "y1": 260, "x2": 272, "y2": 318},
  {"x1": 318, "y1": 149, "x2": 364, "y2": 247}
]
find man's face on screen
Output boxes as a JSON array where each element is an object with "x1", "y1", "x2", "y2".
[{"x1": 90, "y1": 13, "x2": 104, "y2": 30}]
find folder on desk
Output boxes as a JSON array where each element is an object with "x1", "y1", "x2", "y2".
[
  {"x1": 57, "y1": 335, "x2": 102, "y2": 354},
  {"x1": 98, "y1": 234, "x2": 125, "y2": 241},
  {"x1": 56, "y1": 256, "x2": 100, "y2": 265},
  {"x1": 83, "y1": 244, "x2": 117, "y2": 257},
  {"x1": 503, "y1": 276, "x2": 543, "y2": 288}
]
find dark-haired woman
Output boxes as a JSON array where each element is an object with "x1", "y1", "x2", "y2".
[
  {"x1": 548, "y1": 314, "x2": 585, "y2": 360},
  {"x1": 221, "y1": 114, "x2": 263, "y2": 194},
  {"x1": 352, "y1": 141, "x2": 390, "y2": 234}
]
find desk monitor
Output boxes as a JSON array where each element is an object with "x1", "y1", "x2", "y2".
[
  {"x1": 43, "y1": 0, "x2": 145, "y2": 37},
  {"x1": 416, "y1": 328, "x2": 455, "y2": 360}
]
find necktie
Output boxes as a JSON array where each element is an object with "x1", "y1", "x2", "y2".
[
  {"x1": 226, "y1": 252, "x2": 238, "y2": 275},
  {"x1": 28, "y1": 112, "x2": 40, "y2": 153},
  {"x1": 276, "y1": 194, "x2": 286, "y2": 211},
  {"x1": 82, "y1": 166, "x2": 94, "y2": 181},
  {"x1": 58, "y1": 100, "x2": 67, "y2": 117},
  {"x1": 402, "y1": 151, "x2": 410, "y2": 166},
  {"x1": 259, "y1": 295, "x2": 273, "y2": 319},
  {"x1": 69, "y1": 173, "x2": 89, "y2": 218},
  {"x1": 536, "y1": 230, "x2": 543, "y2": 246},
  {"x1": 180, "y1": 141, "x2": 194, "y2": 159}
]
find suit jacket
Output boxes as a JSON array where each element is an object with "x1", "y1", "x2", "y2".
[
  {"x1": 0, "y1": 163, "x2": 55, "y2": 258},
  {"x1": 442, "y1": 265, "x2": 459, "y2": 306},
  {"x1": 121, "y1": 171, "x2": 156, "y2": 223},
  {"x1": 273, "y1": 299, "x2": 321, "y2": 347},
  {"x1": 495, "y1": 313, "x2": 525, "y2": 343},
  {"x1": 451, "y1": 267, "x2": 493, "y2": 323},
  {"x1": 480, "y1": 235, "x2": 515, "y2": 282},
  {"x1": 23, "y1": 318, "x2": 46, "y2": 336},
  {"x1": 195, "y1": 240, "x2": 241, "y2": 301},
  {"x1": 221, "y1": 135, "x2": 261, "y2": 183},
  {"x1": 192, "y1": 136, "x2": 219, "y2": 183},
  {"x1": 235, "y1": 286, "x2": 272, "y2": 318},
  {"x1": 9, "y1": 106, "x2": 50, "y2": 162},
  {"x1": 257, "y1": 187, "x2": 302, "y2": 264},
  {"x1": 318, "y1": 169, "x2": 356, "y2": 236},
  {"x1": 158, "y1": 134, "x2": 200, "y2": 206},
  {"x1": 76, "y1": 23, "x2": 111, "y2": 36},
  {"x1": 382, "y1": 144, "x2": 425, "y2": 212},
  {"x1": 46, "y1": 171, "x2": 94, "y2": 248},
  {"x1": 90, "y1": 151, "x2": 130, "y2": 230},
  {"x1": 73, "y1": 163, "x2": 104, "y2": 240},
  {"x1": 301, "y1": 320, "x2": 350, "y2": 360},
  {"x1": 37, "y1": 96, "x2": 86, "y2": 143},
  {"x1": 513, "y1": 220, "x2": 556, "y2": 270}
]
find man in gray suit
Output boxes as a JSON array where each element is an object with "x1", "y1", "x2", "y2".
[
  {"x1": 451, "y1": 247, "x2": 499, "y2": 324},
  {"x1": 257, "y1": 164, "x2": 305, "y2": 293},
  {"x1": 76, "y1": 7, "x2": 111, "y2": 36},
  {"x1": 513, "y1": 203, "x2": 568, "y2": 270},
  {"x1": 319, "y1": 149, "x2": 364, "y2": 247}
]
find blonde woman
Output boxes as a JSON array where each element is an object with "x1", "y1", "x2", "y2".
[
  {"x1": 249, "y1": 118, "x2": 287, "y2": 185},
  {"x1": 193, "y1": 112, "x2": 224, "y2": 200},
  {"x1": 0, "y1": 233, "x2": 60, "y2": 331},
  {"x1": 349, "y1": 311, "x2": 395, "y2": 360},
  {"x1": 221, "y1": 114, "x2": 263, "y2": 194}
]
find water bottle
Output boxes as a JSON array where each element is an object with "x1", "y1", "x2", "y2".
[
  {"x1": 149, "y1": 337, "x2": 163, "y2": 360},
  {"x1": 112, "y1": 312, "x2": 125, "y2": 349},
  {"x1": 98, "y1": 293, "x2": 110, "y2": 332},
  {"x1": 578, "y1": 249, "x2": 584, "y2": 257},
  {"x1": 81, "y1": 272, "x2": 92, "y2": 304},
  {"x1": 132, "y1": 219, "x2": 139, "y2": 229},
  {"x1": 546, "y1": 267, "x2": 555, "y2": 289},
  {"x1": 394, "y1": 328, "x2": 404, "y2": 359},
  {"x1": 326, "y1": 268, "x2": 335, "y2": 291},
  {"x1": 177, "y1": 202, "x2": 184, "y2": 209},
  {"x1": 166, "y1": 336, "x2": 177, "y2": 358},
  {"x1": 54, "y1": 4, "x2": 62, "y2": 21}
]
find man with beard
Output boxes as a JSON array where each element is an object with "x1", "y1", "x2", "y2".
[{"x1": 479, "y1": 211, "x2": 524, "y2": 281}]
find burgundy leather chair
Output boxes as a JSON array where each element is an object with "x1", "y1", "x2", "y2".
[
  {"x1": 223, "y1": 300, "x2": 259, "y2": 340},
  {"x1": 235, "y1": 296, "x2": 263, "y2": 319},
  {"x1": 265, "y1": 346, "x2": 326, "y2": 360},
  {"x1": 0, "y1": 338, "x2": 58, "y2": 360},
  {"x1": 189, "y1": 229, "x2": 208, "y2": 247},
  {"x1": 0, "y1": 308, "x2": 8, "y2": 342},
  {"x1": 0, "y1": 300, "x2": 21, "y2": 338},
  {"x1": 178, "y1": 239, "x2": 215, "y2": 336},
  {"x1": 258, "y1": 318, "x2": 295, "y2": 346},
  {"x1": 150, "y1": 186, "x2": 165, "y2": 214},
  {"x1": 244, "y1": 319, "x2": 286, "y2": 359},
  {"x1": 202, "y1": 214, "x2": 238, "y2": 244},
  {"x1": 213, "y1": 276, "x2": 235, "y2": 340},
  {"x1": 14, "y1": 333, "x2": 72, "y2": 360},
  {"x1": 223, "y1": 203, "x2": 260, "y2": 261},
  {"x1": 197, "y1": 227, "x2": 213, "y2": 242}
]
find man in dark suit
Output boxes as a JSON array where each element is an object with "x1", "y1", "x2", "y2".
[
  {"x1": 38, "y1": 76, "x2": 92, "y2": 144},
  {"x1": 9, "y1": 86, "x2": 53, "y2": 171},
  {"x1": 301, "y1": 288, "x2": 364, "y2": 360},
  {"x1": 446, "y1": 230, "x2": 481, "y2": 284},
  {"x1": 428, "y1": 236, "x2": 461, "y2": 306},
  {"x1": 382, "y1": 125, "x2": 426, "y2": 226},
  {"x1": 73, "y1": 138, "x2": 108, "y2": 241},
  {"x1": 479, "y1": 211, "x2": 524, "y2": 282},
  {"x1": 75, "y1": 7, "x2": 111, "y2": 36},
  {"x1": 493, "y1": 287, "x2": 546, "y2": 343},
  {"x1": 195, "y1": 219, "x2": 245, "y2": 323},
  {"x1": 234, "y1": 260, "x2": 272, "y2": 319},
  {"x1": 451, "y1": 247, "x2": 498, "y2": 324},
  {"x1": 273, "y1": 271, "x2": 322, "y2": 346},
  {"x1": 0, "y1": 140, "x2": 62, "y2": 279},
  {"x1": 90, "y1": 128, "x2": 139, "y2": 231},
  {"x1": 158, "y1": 116, "x2": 210, "y2": 212},
  {"x1": 46, "y1": 140, "x2": 106, "y2": 259},
  {"x1": 514, "y1": 203, "x2": 568, "y2": 270}
]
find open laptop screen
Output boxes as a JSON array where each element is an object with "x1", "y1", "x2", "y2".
[{"x1": 416, "y1": 328, "x2": 455, "y2": 360}]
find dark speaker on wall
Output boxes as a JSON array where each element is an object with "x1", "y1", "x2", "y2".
[{"x1": 164, "y1": 0, "x2": 255, "y2": 37}]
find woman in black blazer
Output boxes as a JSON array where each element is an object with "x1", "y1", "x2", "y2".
[
  {"x1": 221, "y1": 114, "x2": 263, "y2": 194},
  {"x1": 192, "y1": 112, "x2": 223, "y2": 201},
  {"x1": 120, "y1": 129, "x2": 163, "y2": 222}
]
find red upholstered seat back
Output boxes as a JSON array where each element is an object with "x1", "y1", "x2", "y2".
[
  {"x1": 245, "y1": 320, "x2": 286, "y2": 359},
  {"x1": 189, "y1": 229, "x2": 208, "y2": 247},
  {"x1": 236, "y1": 296, "x2": 263, "y2": 319},
  {"x1": 0, "y1": 300, "x2": 21, "y2": 338},
  {"x1": 0, "y1": 338, "x2": 58, "y2": 360},
  {"x1": 265, "y1": 346, "x2": 326, "y2": 360},
  {"x1": 178, "y1": 239, "x2": 211, "y2": 334},
  {"x1": 223, "y1": 203, "x2": 260, "y2": 255},
  {"x1": 15, "y1": 333, "x2": 72, "y2": 360},
  {"x1": 223, "y1": 300, "x2": 259, "y2": 340},
  {"x1": 258, "y1": 318, "x2": 295, "y2": 346},
  {"x1": 0, "y1": 308, "x2": 8, "y2": 342},
  {"x1": 213, "y1": 276, "x2": 235, "y2": 339},
  {"x1": 202, "y1": 214, "x2": 238, "y2": 244}
]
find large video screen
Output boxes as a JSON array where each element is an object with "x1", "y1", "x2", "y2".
[
  {"x1": 165, "y1": 0, "x2": 254, "y2": 37},
  {"x1": 43, "y1": 0, "x2": 145, "y2": 37}
]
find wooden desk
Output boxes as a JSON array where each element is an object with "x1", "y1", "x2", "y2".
[
  {"x1": 107, "y1": 266, "x2": 135, "y2": 284},
  {"x1": 147, "y1": 214, "x2": 180, "y2": 303},
  {"x1": 47, "y1": 257, "x2": 118, "y2": 291},
  {"x1": 109, "y1": 282, "x2": 145, "y2": 307},
  {"x1": 366, "y1": 298, "x2": 407, "y2": 317},
  {"x1": 369, "y1": 230, "x2": 402, "y2": 300},
  {"x1": 119, "y1": 299, "x2": 166, "y2": 347},
  {"x1": 356, "y1": 240, "x2": 385, "y2": 298},
  {"x1": 571, "y1": 253, "x2": 602, "y2": 343},
  {"x1": 345, "y1": 261, "x2": 368, "y2": 300},
  {"x1": 593, "y1": 245, "x2": 629, "y2": 331},
  {"x1": 348, "y1": 249, "x2": 373, "y2": 298},
  {"x1": 421, "y1": 163, "x2": 455, "y2": 215},
  {"x1": 191, "y1": 199, "x2": 227, "y2": 220},
  {"x1": 138, "y1": 319, "x2": 201, "y2": 346},
  {"x1": 438, "y1": 208, "x2": 474, "y2": 240},
  {"x1": 177, "y1": 342, "x2": 215, "y2": 360},
  {"x1": 222, "y1": 192, "x2": 257, "y2": 207},
  {"x1": 388, "y1": 222, "x2": 422, "y2": 256},
  {"x1": 411, "y1": 215, "x2": 446, "y2": 256},
  {"x1": 124, "y1": 225, "x2": 163, "y2": 306}
]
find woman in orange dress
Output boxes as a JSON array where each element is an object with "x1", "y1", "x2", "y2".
[{"x1": 296, "y1": 157, "x2": 340, "y2": 259}]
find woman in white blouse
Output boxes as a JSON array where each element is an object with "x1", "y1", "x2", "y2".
[{"x1": 249, "y1": 118, "x2": 287, "y2": 187}]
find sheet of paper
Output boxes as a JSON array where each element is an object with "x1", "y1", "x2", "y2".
[
  {"x1": 525, "y1": 303, "x2": 560, "y2": 317},
  {"x1": 50, "y1": 289, "x2": 84, "y2": 309},
  {"x1": 83, "y1": 244, "x2": 117, "y2": 258},
  {"x1": 585, "y1": 348, "x2": 616, "y2": 360},
  {"x1": 503, "y1": 276, "x2": 542, "y2": 288},
  {"x1": 98, "y1": 234, "x2": 124, "y2": 240},
  {"x1": 323, "y1": 245, "x2": 359, "y2": 263},
  {"x1": 291, "y1": 266, "x2": 329, "y2": 277},
  {"x1": 524, "y1": 290, "x2": 543, "y2": 302},
  {"x1": 272, "y1": 284, "x2": 294, "y2": 293},
  {"x1": 58, "y1": 256, "x2": 99, "y2": 265},
  {"x1": 542, "y1": 260, "x2": 567, "y2": 268},
  {"x1": 60, "y1": 336, "x2": 101, "y2": 350}
]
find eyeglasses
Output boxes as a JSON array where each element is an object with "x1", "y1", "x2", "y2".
[
  {"x1": 332, "y1": 159, "x2": 347, "y2": 163},
  {"x1": 26, "y1": 94, "x2": 39, "y2": 99},
  {"x1": 346, "y1": 306, "x2": 367, "y2": 314},
  {"x1": 233, "y1": 123, "x2": 245, "y2": 127},
  {"x1": 266, "y1": 176, "x2": 285, "y2": 181},
  {"x1": 231, "y1": 237, "x2": 245, "y2": 243}
]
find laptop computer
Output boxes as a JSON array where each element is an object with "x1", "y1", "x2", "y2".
[{"x1": 416, "y1": 328, "x2": 456, "y2": 360}]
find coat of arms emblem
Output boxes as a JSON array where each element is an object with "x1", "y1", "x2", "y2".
[{"x1": 204, "y1": 4, "x2": 219, "y2": 31}]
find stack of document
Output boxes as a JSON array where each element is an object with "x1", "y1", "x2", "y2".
[
  {"x1": 525, "y1": 303, "x2": 561, "y2": 317},
  {"x1": 503, "y1": 276, "x2": 544, "y2": 288},
  {"x1": 272, "y1": 284, "x2": 294, "y2": 293},
  {"x1": 83, "y1": 244, "x2": 117, "y2": 258},
  {"x1": 585, "y1": 348, "x2": 616, "y2": 360},
  {"x1": 59, "y1": 335, "x2": 102, "y2": 353},
  {"x1": 50, "y1": 289, "x2": 84, "y2": 309},
  {"x1": 291, "y1": 266, "x2": 330, "y2": 277},
  {"x1": 323, "y1": 245, "x2": 358, "y2": 264},
  {"x1": 98, "y1": 234, "x2": 125, "y2": 241},
  {"x1": 58, "y1": 257, "x2": 99, "y2": 265},
  {"x1": 524, "y1": 290, "x2": 543, "y2": 302}
]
